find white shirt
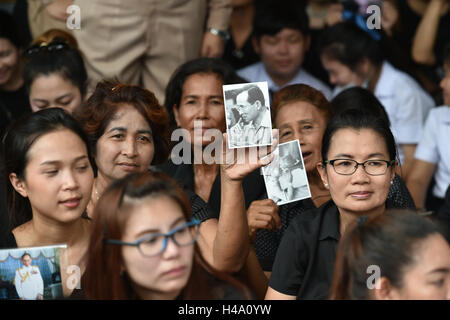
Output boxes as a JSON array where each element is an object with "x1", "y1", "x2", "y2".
[
  {"x1": 237, "y1": 62, "x2": 332, "y2": 100},
  {"x1": 15, "y1": 265, "x2": 44, "y2": 300},
  {"x1": 414, "y1": 106, "x2": 450, "y2": 199},
  {"x1": 374, "y1": 61, "x2": 435, "y2": 164}
]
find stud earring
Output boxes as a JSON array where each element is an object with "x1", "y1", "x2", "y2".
[
  {"x1": 324, "y1": 183, "x2": 329, "y2": 188},
  {"x1": 390, "y1": 180, "x2": 394, "y2": 185}
]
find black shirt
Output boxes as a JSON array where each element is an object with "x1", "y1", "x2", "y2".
[
  {"x1": 269, "y1": 199, "x2": 398, "y2": 300},
  {"x1": 157, "y1": 160, "x2": 267, "y2": 215},
  {"x1": 255, "y1": 174, "x2": 415, "y2": 272},
  {"x1": 0, "y1": 84, "x2": 31, "y2": 123}
]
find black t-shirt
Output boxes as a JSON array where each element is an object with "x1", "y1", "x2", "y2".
[
  {"x1": 255, "y1": 174, "x2": 415, "y2": 272},
  {"x1": 269, "y1": 199, "x2": 399, "y2": 300},
  {"x1": 0, "y1": 84, "x2": 31, "y2": 123},
  {"x1": 223, "y1": 34, "x2": 260, "y2": 71}
]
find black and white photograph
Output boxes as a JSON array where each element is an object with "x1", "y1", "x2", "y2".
[
  {"x1": 223, "y1": 81, "x2": 273, "y2": 149},
  {"x1": 262, "y1": 140, "x2": 311, "y2": 205},
  {"x1": 0, "y1": 245, "x2": 65, "y2": 300}
]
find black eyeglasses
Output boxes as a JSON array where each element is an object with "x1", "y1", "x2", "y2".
[
  {"x1": 324, "y1": 159, "x2": 395, "y2": 176},
  {"x1": 25, "y1": 40, "x2": 70, "y2": 56},
  {"x1": 105, "y1": 219, "x2": 201, "y2": 257}
]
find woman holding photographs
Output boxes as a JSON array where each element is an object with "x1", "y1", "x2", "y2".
[
  {"x1": 253, "y1": 85, "x2": 415, "y2": 275},
  {"x1": 265, "y1": 110, "x2": 399, "y2": 299},
  {"x1": 2, "y1": 108, "x2": 94, "y2": 296},
  {"x1": 76, "y1": 79, "x2": 275, "y2": 298},
  {"x1": 330, "y1": 209, "x2": 450, "y2": 300},
  {"x1": 83, "y1": 171, "x2": 250, "y2": 300}
]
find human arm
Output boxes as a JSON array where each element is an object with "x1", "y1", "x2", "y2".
[
  {"x1": 201, "y1": 0, "x2": 232, "y2": 57},
  {"x1": 265, "y1": 287, "x2": 296, "y2": 300},
  {"x1": 397, "y1": 144, "x2": 417, "y2": 179},
  {"x1": 411, "y1": 0, "x2": 447, "y2": 65},
  {"x1": 406, "y1": 159, "x2": 436, "y2": 210},
  {"x1": 44, "y1": 0, "x2": 73, "y2": 21},
  {"x1": 197, "y1": 132, "x2": 277, "y2": 273}
]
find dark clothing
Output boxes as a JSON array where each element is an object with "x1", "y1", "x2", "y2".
[
  {"x1": 269, "y1": 199, "x2": 398, "y2": 300},
  {"x1": 436, "y1": 186, "x2": 450, "y2": 243},
  {"x1": 269, "y1": 200, "x2": 339, "y2": 299},
  {"x1": 223, "y1": 34, "x2": 260, "y2": 71},
  {"x1": 158, "y1": 160, "x2": 267, "y2": 214},
  {"x1": 255, "y1": 173, "x2": 415, "y2": 272},
  {"x1": 0, "y1": 84, "x2": 31, "y2": 130},
  {"x1": 0, "y1": 232, "x2": 17, "y2": 249}
]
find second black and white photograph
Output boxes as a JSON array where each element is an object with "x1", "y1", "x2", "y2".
[
  {"x1": 223, "y1": 81, "x2": 273, "y2": 149},
  {"x1": 262, "y1": 140, "x2": 311, "y2": 205}
]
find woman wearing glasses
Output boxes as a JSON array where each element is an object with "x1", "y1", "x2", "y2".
[
  {"x1": 265, "y1": 110, "x2": 399, "y2": 300},
  {"x1": 253, "y1": 85, "x2": 414, "y2": 275},
  {"x1": 83, "y1": 171, "x2": 250, "y2": 300},
  {"x1": 24, "y1": 29, "x2": 87, "y2": 114}
]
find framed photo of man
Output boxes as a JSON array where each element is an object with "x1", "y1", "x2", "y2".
[
  {"x1": 261, "y1": 140, "x2": 311, "y2": 205},
  {"x1": 0, "y1": 245, "x2": 66, "y2": 300},
  {"x1": 223, "y1": 81, "x2": 273, "y2": 149}
]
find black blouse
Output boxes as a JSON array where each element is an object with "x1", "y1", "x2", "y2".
[
  {"x1": 269, "y1": 199, "x2": 400, "y2": 300},
  {"x1": 157, "y1": 160, "x2": 267, "y2": 215},
  {"x1": 254, "y1": 174, "x2": 415, "y2": 272}
]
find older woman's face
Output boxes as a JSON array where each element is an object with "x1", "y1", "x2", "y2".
[
  {"x1": 95, "y1": 104, "x2": 154, "y2": 182},
  {"x1": 317, "y1": 128, "x2": 395, "y2": 216},
  {"x1": 173, "y1": 73, "x2": 226, "y2": 147},
  {"x1": 275, "y1": 101, "x2": 327, "y2": 173}
]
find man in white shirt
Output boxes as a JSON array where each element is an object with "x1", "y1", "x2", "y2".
[
  {"x1": 237, "y1": 1, "x2": 331, "y2": 100},
  {"x1": 14, "y1": 253, "x2": 44, "y2": 300}
]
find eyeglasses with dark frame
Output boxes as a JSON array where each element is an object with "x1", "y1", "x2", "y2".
[
  {"x1": 25, "y1": 40, "x2": 70, "y2": 56},
  {"x1": 105, "y1": 219, "x2": 201, "y2": 257},
  {"x1": 324, "y1": 159, "x2": 395, "y2": 176}
]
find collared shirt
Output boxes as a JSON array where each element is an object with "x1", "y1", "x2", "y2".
[
  {"x1": 237, "y1": 62, "x2": 332, "y2": 100},
  {"x1": 374, "y1": 61, "x2": 434, "y2": 164},
  {"x1": 255, "y1": 174, "x2": 415, "y2": 273},
  {"x1": 269, "y1": 200, "x2": 340, "y2": 299},
  {"x1": 229, "y1": 110, "x2": 272, "y2": 147},
  {"x1": 414, "y1": 106, "x2": 450, "y2": 199},
  {"x1": 268, "y1": 198, "x2": 406, "y2": 299}
]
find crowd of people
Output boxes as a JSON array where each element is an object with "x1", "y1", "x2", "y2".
[{"x1": 0, "y1": 0, "x2": 449, "y2": 300}]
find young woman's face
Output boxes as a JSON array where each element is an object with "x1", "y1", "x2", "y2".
[
  {"x1": 120, "y1": 196, "x2": 195, "y2": 300},
  {"x1": 320, "y1": 55, "x2": 364, "y2": 88},
  {"x1": 275, "y1": 101, "x2": 327, "y2": 173},
  {"x1": 391, "y1": 234, "x2": 450, "y2": 300},
  {"x1": 318, "y1": 128, "x2": 395, "y2": 216},
  {"x1": 95, "y1": 105, "x2": 155, "y2": 183},
  {"x1": 29, "y1": 73, "x2": 82, "y2": 114},
  {"x1": 13, "y1": 129, "x2": 94, "y2": 223},
  {"x1": 0, "y1": 38, "x2": 20, "y2": 87},
  {"x1": 173, "y1": 72, "x2": 226, "y2": 147}
]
